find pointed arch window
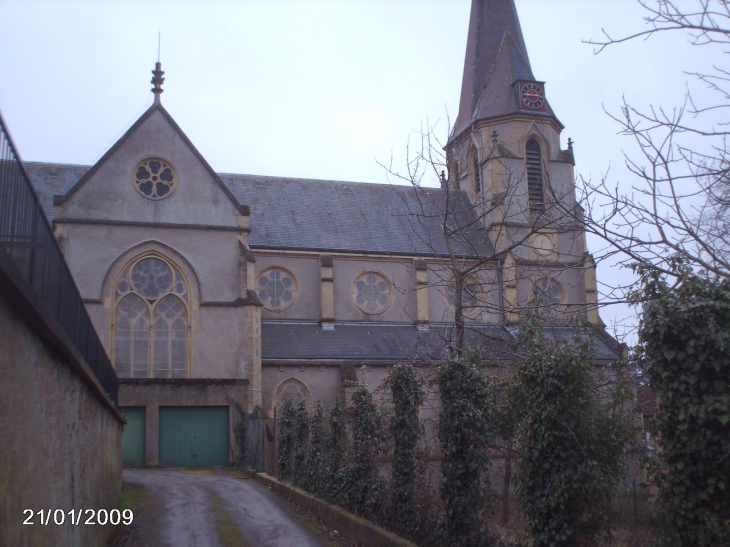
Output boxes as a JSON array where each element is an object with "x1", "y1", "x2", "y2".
[
  {"x1": 274, "y1": 377, "x2": 312, "y2": 406},
  {"x1": 526, "y1": 139, "x2": 545, "y2": 214},
  {"x1": 469, "y1": 146, "x2": 481, "y2": 194},
  {"x1": 113, "y1": 256, "x2": 190, "y2": 378}
]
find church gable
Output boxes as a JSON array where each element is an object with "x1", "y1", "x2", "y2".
[{"x1": 57, "y1": 104, "x2": 243, "y2": 227}]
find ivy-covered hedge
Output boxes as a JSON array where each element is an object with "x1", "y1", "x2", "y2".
[
  {"x1": 385, "y1": 363, "x2": 424, "y2": 540},
  {"x1": 272, "y1": 323, "x2": 640, "y2": 547},
  {"x1": 513, "y1": 316, "x2": 634, "y2": 547},
  {"x1": 277, "y1": 398, "x2": 295, "y2": 480},
  {"x1": 436, "y1": 350, "x2": 499, "y2": 547},
  {"x1": 632, "y1": 265, "x2": 730, "y2": 546},
  {"x1": 341, "y1": 382, "x2": 383, "y2": 519}
]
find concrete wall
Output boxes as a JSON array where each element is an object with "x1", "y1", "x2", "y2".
[{"x1": 0, "y1": 284, "x2": 124, "y2": 547}]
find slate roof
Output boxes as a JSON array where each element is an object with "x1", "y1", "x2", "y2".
[
  {"x1": 219, "y1": 173, "x2": 493, "y2": 257},
  {"x1": 262, "y1": 322, "x2": 514, "y2": 362},
  {"x1": 25, "y1": 162, "x2": 494, "y2": 258},
  {"x1": 24, "y1": 163, "x2": 90, "y2": 222},
  {"x1": 524, "y1": 325, "x2": 623, "y2": 362},
  {"x1": 261, "y1": 322, "x2": 621, "y2": 363},
  {"x1": 452, "y1": 0, "x2": 561, "y2": 141}
]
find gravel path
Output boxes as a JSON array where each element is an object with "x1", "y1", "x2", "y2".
[{"x1": 122, "y1": 469, "x2": 324, "y2": 547}]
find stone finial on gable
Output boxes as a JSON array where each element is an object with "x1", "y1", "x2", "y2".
[{"x1": 151, "y1": 62, "x2": 165, "y2": 103}]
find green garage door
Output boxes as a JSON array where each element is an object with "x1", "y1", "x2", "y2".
[
  {"x1": 159, "y1": 406, "x2": 229, "y2": 467},
  {"x1": 119, "y1": 407, "x2": 146, "y2": 467}
]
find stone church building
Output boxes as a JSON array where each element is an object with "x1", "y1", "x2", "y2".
[{"x1": 25, "y1": 0, "x2": 619, "y2": 467}]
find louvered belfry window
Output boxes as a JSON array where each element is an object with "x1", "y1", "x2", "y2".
[{"x1": 526, "y1": 139, "x2": 545, "y2": 214}]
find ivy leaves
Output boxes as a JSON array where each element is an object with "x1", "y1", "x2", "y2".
[
  {"x1": 633, "y1": 266, "x2": 730, "y2": 547},
  {"x1": 386, "y1": 364, "x2": 425, "y2": 540},
  {"x1": 277, "y1": 398, "x2": 295, "y2": 480},
  {"x1": 512, "y1": 314, "x2": 634, "y2": 547},
  {"x1": 436, "y1": 355, "x2": 499, "y2": 547}
]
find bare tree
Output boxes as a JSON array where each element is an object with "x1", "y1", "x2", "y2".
[
  {"x1": 579, "y1": 0, "x2": 730, "y2": 280},
  {"x1": 379, "y1": 120, "x2": 585, "y2": 357}
]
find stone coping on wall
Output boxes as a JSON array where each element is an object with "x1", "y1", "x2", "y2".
[{"x1": 253, "y1": 472, "x2": 418, "y2": 547}]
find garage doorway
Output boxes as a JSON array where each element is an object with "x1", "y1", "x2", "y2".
[
  {"x1": 159, "y1": 406, "x2": 229, "y2": 466},
  {"x1": 119, "y1": 407, "x2": 146, "y2": 467}
]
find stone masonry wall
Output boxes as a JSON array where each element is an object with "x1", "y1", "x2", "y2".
[{"x1": 0, "y1": 291, "x2": 124, "y2": 547}]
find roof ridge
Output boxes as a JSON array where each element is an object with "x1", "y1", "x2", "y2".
[
  {"x1": 24, "y1": 161, "x2": 92, "y2": 168},
  {"x1": 218, "y1": 172, "x2": 414, "y2": 189}
]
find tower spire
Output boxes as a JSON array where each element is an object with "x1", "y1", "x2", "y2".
[
  {"x1": 451, "y1": 0, "x2": 558, "y2": 142},
  {"x1": 151, "y1": 62, "x2": 165, "y2": 104}
]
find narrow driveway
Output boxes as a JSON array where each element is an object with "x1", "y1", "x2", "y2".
[{"x1": 124, "y1": 469, "x2": 324, "y2": 547}]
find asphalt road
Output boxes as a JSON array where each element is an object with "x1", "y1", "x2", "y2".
[{"x1": 123, "y1": 469, "x2": 324, "y2": 547}]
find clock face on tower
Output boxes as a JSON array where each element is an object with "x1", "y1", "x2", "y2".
[{"x1": 518, "y1": 81, "x2": 546, "y2": 111}]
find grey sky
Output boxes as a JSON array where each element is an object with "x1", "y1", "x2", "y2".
[{"x1": 0, "y1": 0, "x2": 721, "y2": 340}]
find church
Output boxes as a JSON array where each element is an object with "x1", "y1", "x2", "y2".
[{"x1": 24, "y1": 0, "x2": 619, "y2": 467}]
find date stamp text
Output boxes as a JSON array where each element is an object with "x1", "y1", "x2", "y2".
[{"x1": 23, "y1": 509, "x2": 133, "y2": 526}]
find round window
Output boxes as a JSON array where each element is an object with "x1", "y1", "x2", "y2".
[
  {"x1": 352, "y1": 272, "x2": 393, "y2": 314},
  {"x1": 132, "y1": 157, "x2": 178, "y2": 200},
  {"x1": 256, "y1": 267, "x2": 299, "y2": 312}
]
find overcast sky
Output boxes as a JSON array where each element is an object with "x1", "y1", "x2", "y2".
[{"x1": 0, "y1": 0, "x2": 722, "y2": 342}]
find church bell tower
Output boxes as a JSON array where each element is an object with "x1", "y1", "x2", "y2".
[{"x1": 446, "y1": 0, "x2": 599, "y2": 324}]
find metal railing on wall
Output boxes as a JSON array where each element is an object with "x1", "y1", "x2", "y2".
[{"x1": 0, "y1": 110, "x2": 119, "y2": 404}]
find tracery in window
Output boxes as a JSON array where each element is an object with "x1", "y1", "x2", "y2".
[
  {"x1": 113, "y1": 256, "x2": 189, "y2": 378},
  {"x1": 257, "y1": 267, "x2": 299, "y2": 312},
  {"x1": 526, "y1": 139, "x2": 545, "y2": 214},
  {"x1": 444, "y1": 276, "x2": 483, "y2": 318},
  {"x1": 352, "y1": 271, "x2": 393, "y2": 314},
  {"x1": 133, "y1": 157, "x2": 178, "y2": 200},
  {"x1": 532, "y1": 277, "x2": 565, "y2": 317},
  {"x1": 274, "y1": 377, "x2": 311, "y2": 406}
]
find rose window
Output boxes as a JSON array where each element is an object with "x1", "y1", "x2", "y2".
[
  {"x1": 352, "y1": 272, "x2": 392, "y2": 314},
  {"x1": 131, "y1": 258, "x2": 172, "y2": 298},
  {"x1": 257, "y1": 267, "x2": 298, "y2": 312},
  {"x1": 133, "y1": 157, "x2": 178, "y2": 200}
]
